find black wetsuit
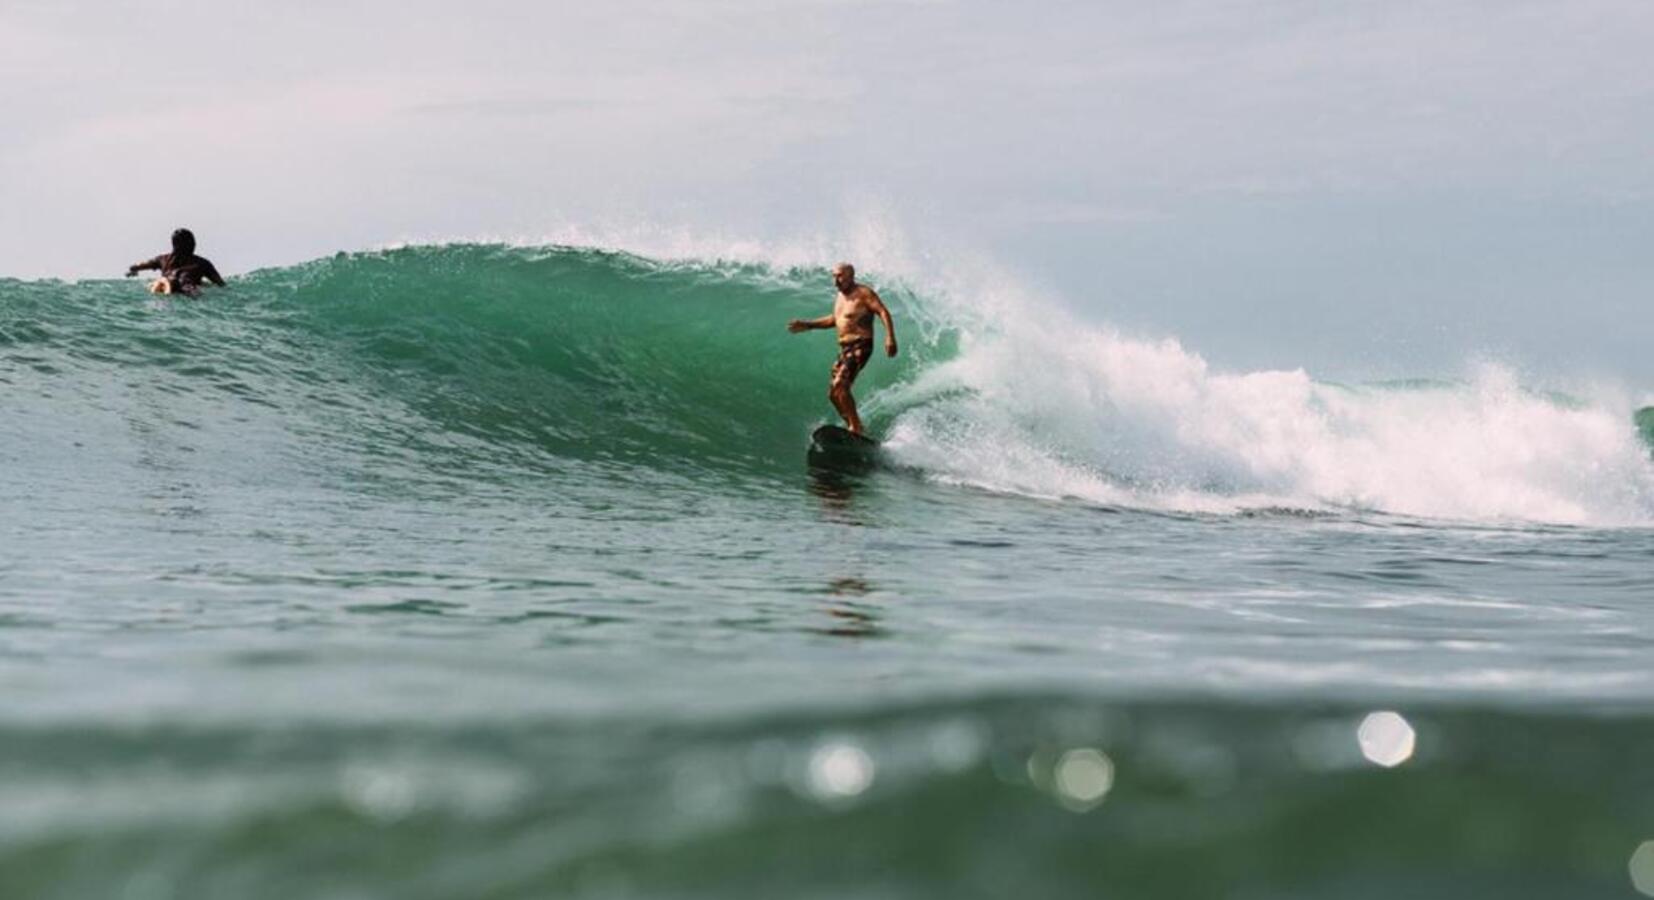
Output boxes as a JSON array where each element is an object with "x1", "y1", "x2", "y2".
[{"x1": 132, "y1": 253, "x2": 225, "y2": 294}]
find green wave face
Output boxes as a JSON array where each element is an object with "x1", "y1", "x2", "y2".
[{"x1": 2, "y1": 245, "x2": 939, "y2": 481}]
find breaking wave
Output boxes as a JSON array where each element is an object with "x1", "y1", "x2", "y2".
[{"x1": 4, "y1": 242, "x2": 1651, "y2": 525}]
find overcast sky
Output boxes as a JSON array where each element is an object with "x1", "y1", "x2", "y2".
[{"x1": 4, "y1": 0, "x2": 1652, "y2": 380}]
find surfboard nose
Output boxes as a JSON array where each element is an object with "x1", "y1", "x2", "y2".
[{"x1": 809, "y1": 425, "x2": 880, "y2": 472}]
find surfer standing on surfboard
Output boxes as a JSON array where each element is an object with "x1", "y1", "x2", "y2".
[
  {"x1": 787, "y1": 263, "x2": 897, "y2": 436},
  {"x1": 126, "y1": 228, "x2": 226, "y2": 297}
]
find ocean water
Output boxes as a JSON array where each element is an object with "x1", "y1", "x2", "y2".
[{"x1": 3, "y1": 244, "x2": 1654, "y2": 899}]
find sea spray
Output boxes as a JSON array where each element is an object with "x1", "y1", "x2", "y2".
[{"x1": 877, "y1": 283, "x2": 1654, "y2": 524}]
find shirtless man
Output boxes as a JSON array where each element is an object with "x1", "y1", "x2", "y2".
[
  {"x1": 126, "y1": 228, "x2": 226, "y2": 296},
  {"x1": 788, "y1": 263, "x2": 897, "y2": 436}
]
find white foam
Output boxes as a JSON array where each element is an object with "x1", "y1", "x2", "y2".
[{"x1": 877, "y1": 289, "x2": 1654, "y2": 526}]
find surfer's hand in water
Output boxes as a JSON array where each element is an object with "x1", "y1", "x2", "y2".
[
  {"x1": 787, "y1": 319, "x2": 809, "y2": 333},
  {"x1": 886, "y1": 339, "x2": 898, "y2": 357}
]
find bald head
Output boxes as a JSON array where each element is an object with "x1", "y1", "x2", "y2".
[{"x1": 833, "y1": 262, "x2": 856, "y2": 292}]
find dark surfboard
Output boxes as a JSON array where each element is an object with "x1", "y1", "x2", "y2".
[{"x1": 808, "y1": 425, "x2": 881, "y2": 471}]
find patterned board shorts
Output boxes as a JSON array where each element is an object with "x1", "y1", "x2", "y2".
[{"x1": 831, "y1": 338, "x2": 874, "y2": 389}]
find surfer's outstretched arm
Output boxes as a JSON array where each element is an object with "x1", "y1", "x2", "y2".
[
  {"x1": 787, "y1": 315, "x2": 835, "y2": 333},
  {"x1": 126, "y1": 256, "x2": 162, "y2": 277}
]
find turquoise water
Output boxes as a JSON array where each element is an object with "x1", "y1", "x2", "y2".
[{"x1": 4, "y1": 245, "x2": 1654, "y2": 898}]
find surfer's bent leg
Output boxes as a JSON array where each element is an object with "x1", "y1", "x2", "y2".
[{"x1": 830, "y1": 339, "x2": 874, "y2": 435}]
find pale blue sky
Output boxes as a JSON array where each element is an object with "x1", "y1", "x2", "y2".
[{"x1": 3, "y1": 0, "x2": 1651, "y2": 379}]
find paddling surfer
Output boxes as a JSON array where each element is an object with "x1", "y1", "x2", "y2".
[
  {"x1": 788, "y1": 263, "x2": 897, "y2": 436},
  {"x1": 126, "y1": 228, "x2": 225, "y2": 296}
]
